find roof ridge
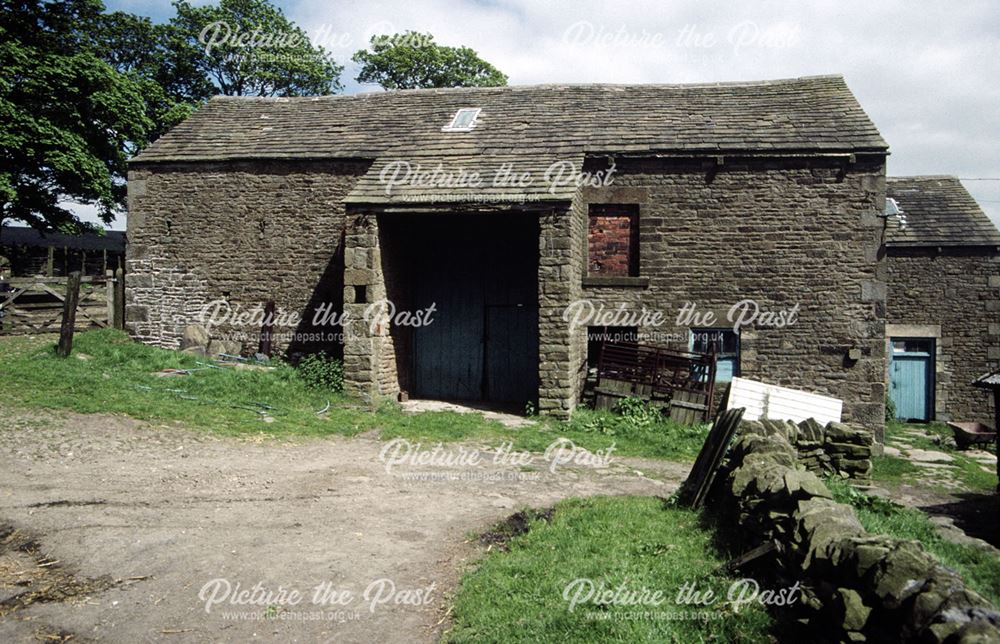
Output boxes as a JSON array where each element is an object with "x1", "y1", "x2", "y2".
[
  {"x1": 208, "y1": 75, "x2": 848, "y2": 102},
  {"x1": 888, "y1": 175, "x2": 961, "y2": 182}
]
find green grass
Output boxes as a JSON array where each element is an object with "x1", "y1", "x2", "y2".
[
  {"x1": 878, "y1": 421, "x2": 997, "y2": 494},
  {"x1": 0, "y1": 330, "x2": 368, "y2": 437},
  {"x1": 446, "y1": 497, "x2": 773, "y2": 643},
  {"x1": 828, "y1": 479, "x2": 1000, "y2": 605},
  {"x1": 0, "y1": 330, "x2": 707, "y2": 461},
  {"x1": 871, "y1": 454, "x2": 922, "y2": 485}
]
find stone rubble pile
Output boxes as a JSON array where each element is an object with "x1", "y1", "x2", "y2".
[
  {"x1": 180, "y1": 323, "x2": 243, "y2": 358},
  {"x1": 713, "y1": 419, "x2": 1000, "y2": 643}
]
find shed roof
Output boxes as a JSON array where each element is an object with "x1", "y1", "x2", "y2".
[
  {"x1": 0, "y1": 227, "x2": 126, "y2": 252},
  {"x1": 973, "y1": 369, "x2": 1000, "y2": 389},
  {"x1": 131, "y1": 75, "x2": 887, "y2": 164},
  {"x1": 886, "y1": 176, "x2": 1000, "y2": 248}
]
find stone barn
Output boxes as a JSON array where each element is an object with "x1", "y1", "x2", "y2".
[
  {"x1": 885, "y1": 176, "x2": 1000, "y2": 423},
  {"x1": 126, "y1": 75, "x2": 890, "y2": 427}
]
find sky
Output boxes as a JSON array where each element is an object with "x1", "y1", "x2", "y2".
[{"x1": 83, "y1": 0, "x2": 1000, "y2": 230}]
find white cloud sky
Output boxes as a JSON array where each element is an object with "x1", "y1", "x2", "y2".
[{"x1": 78, "y1": 0, "x2": 1000, "y2": 230}]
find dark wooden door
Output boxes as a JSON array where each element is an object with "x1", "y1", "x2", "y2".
[
  {"x1": 410, "y1": 215, "x2": 538, "y2": 405},
  {"x1": 485, "y1": 303, "x2": 538, "y2": 403},
  {"x1": 412, "y1": 255, "x2": 484, "y2": 400}
]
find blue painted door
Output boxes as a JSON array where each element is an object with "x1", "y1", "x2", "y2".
[{"x1": 889, "y1": 338, "x2": 934, "y2": 421}]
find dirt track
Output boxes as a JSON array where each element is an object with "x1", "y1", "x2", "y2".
[{"x1": 0, "y1": 406, "x2": 686, "y2": 643}]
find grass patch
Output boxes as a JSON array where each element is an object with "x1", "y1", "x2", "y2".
[
  {"x1": 0, "y1": 331, "x2": 705, "y2": 461},
  {"x1": 0, "y1": 330, "x2": 368, "y2": 437},
  {"x1": 447, "y1": 496, "x2": 773, "y2": 643},
  {"x1": 828, "y1": 479, "x2": 1000, "y2": 605},
  {"x1": 871, "y1": 454, "x2": 922, "y2": 485},
  {"x1": 879, "y1": 421, "x2": 997, "y2": 494}
]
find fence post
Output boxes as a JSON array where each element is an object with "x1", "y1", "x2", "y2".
[
  {"x1": 106, "y1": 269, "x2": 114, "y2": 328},
  {"x1": 57, "y1": 271, "x2": 81, "y2": 357},
  {"x1": 113, "y1": 268, "x2": 125, "y2": 330},
  {"x1": 258, "y1": 299, "x2": 275, "y2": 357}
]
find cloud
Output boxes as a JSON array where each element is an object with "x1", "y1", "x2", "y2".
[
  {"x1": 104, "y1": 0, "x2": 1000, "y2": 224},
  {"x1": 285, "y1": 0, "x2": 1000, "y2": 224}
]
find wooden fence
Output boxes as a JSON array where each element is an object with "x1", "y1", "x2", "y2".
[{"x1": 0, "y1": 269, "x2": 124, "y2": 335}]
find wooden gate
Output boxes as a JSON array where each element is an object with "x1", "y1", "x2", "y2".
[
  {"x1": 0, "y1": 270, "x2": 124, "y2": 335},
  {"x1": 593, "y1": 340, "x2": 718, "y2": 423}
]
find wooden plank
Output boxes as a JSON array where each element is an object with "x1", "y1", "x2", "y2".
[
  {"x1": 8, "y1": 276, "x2": 104, "y2": 287},
  {"x1": 669, "y1": 390, "x2": 708, "y2": 425},
  {"x1": 106, "y1": 270, "x2": 114, "y2": 327},
  {"x1": 719, "y1": 540, "x2": 779, "y2": 574},
  {"x1": 57, "y1": 272, "x2": 81, "y2": 357},
  {"x1": 677, "y1": 407, "x2": 746, "y2": 508},
  {"x1": 0, "y1": 287, "x2": 26, "y2": 309},
  {"x1": 691, "y1": 407, "x2": 745, "y2": 508}
]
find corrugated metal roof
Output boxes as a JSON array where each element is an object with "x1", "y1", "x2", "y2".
[{"x1": 0, "y1": 227, "x2": 126, "y2": 252}]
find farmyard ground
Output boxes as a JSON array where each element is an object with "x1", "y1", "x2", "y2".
[{"x1": 0, "y1": 405, "x2": 686, "y2": 642}]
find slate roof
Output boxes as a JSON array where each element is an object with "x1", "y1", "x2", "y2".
[
  {"x1": 0, "y1": 227, "x2": 126, "y2": 252},
  {"x1": 886, "y1": 176, "x2": 1000, "y2": 247},
  {"x1": 131, "y1": 75, "x2": 887, "y2": 164}
]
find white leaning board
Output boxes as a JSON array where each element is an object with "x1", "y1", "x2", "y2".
[{"x1": 726, "y1": 377, "x2": 843, "y2": 425}]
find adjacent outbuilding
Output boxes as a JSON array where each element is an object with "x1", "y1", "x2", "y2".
[{"x1": 885, "y1": 176, "x2": 1000, "y2": 423}]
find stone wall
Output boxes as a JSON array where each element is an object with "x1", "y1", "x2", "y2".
[
  {"x1": 579, "y1": 156, "x2": 888, "y2": 433},
  {"x1": 539, "y1": 199, "x2": 587, "y2": 416},
  {"x1": 716, "y1": 420, "x2": 1000, "y2": 642},
  {"x1": 742, "y1": 418, "x2": 874, "y2": 480},
  {"x1": 126, "y1": 160, "x2": 368, "y2": 354},
  {"x1": 886, "y1": 248, "x2": 1000, "y2": 422},
  {"x1": 128, "y1": 154, "x2": 888, "y2": 423}
]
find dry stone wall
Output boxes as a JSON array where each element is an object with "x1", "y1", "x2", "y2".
[
  {"x1": 716, "y1": 419, "x2": 1000, "y2": 642},
  {"x1": 743, "y1": 418, "x2": 874, "y2": 480}
]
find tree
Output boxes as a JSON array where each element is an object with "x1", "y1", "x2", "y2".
[
  {"x1": 91, "y1": 11, "x2": 207, "y2": 143},
  {"x1": 0, "y1": 0, "x2": 152, "y2": 231},
  {"x1": 169, "y1": 0, "x2": 343, "y2": 97},
  {"x1": 0, "y1": 0, "x2": 345, "y2": 231},
  {"x1": 353, "y1": 32, "x2": 508, "y2": 90}
]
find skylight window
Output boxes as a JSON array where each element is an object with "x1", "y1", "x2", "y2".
[{"x1": 442, "y1": 108, "x2": 481, "y2": 132}]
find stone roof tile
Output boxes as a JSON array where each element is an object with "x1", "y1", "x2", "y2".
[
  {"x1": 131, "y1": 75, "x2": 888, "y2": 164},
  {"x1": 886, "y1": 176, "x2": 1000, "y2": 247}
]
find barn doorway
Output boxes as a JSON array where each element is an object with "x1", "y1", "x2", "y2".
[{"x1": 379, "y1": 213, "x2": 540, "y2": 407}]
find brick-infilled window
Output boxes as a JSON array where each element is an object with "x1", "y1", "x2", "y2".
[{"x1": 588, "y1": 205, "x2": 639, "y2": 277}]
